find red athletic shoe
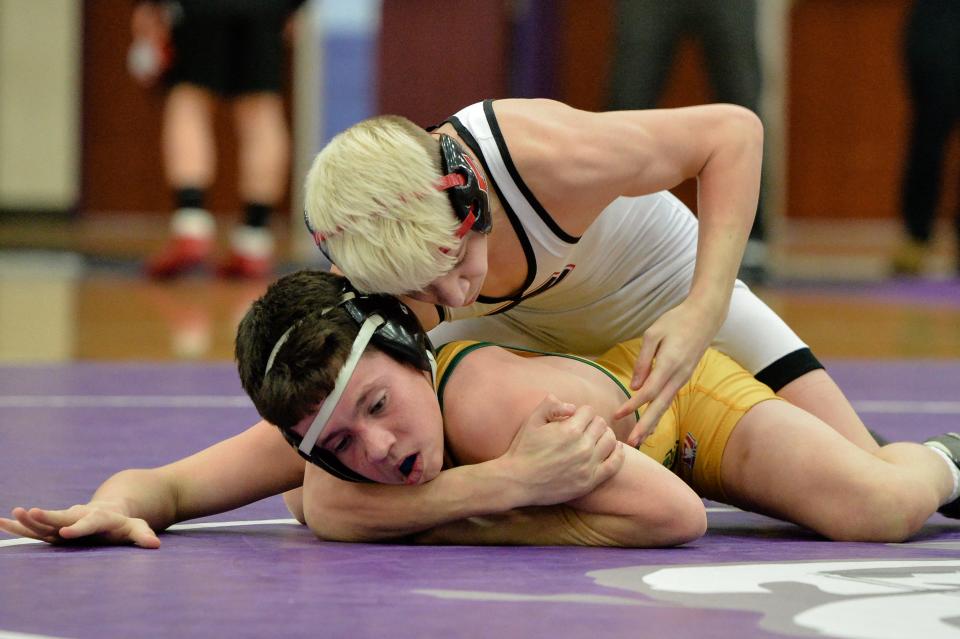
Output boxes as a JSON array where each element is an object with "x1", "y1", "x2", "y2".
[
  {"x1": 216, "y1": 250, "x2": 273, "y2": 279},
  {"x1": 216, "y1": 225, "x2": 275, "y2": 279},
  {"x1": 145, "y1": 235, "x2": 213, "y2": 279}
]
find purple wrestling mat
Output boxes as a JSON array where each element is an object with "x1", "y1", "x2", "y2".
[{"x1": 1, "y1": 362, "x2": 959, "y2": 639}]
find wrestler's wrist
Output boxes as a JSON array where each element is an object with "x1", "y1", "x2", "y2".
[
  {"x1": 680, "y1": 292, "x2": 727, "y2": 331},
  {"x1": 483, "y1": 457, "x2": 540, "y2": 510}
]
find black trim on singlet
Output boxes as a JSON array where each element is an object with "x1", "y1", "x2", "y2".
[
  {"x1": 446, "y1": 115, "x2": 538, "y2": 304},
  {"x1": 437, "y1": 341, "x2": 640, "y2": 421},
  {"x1": 481, "y1": 100, "x2": 581, "y2": 244},
  {"x1": 754, "y1": 347, "x2": 824, "y2": 392},
  {"x1": 475, "y1": 263, "x2": 578, "y2": 316}
]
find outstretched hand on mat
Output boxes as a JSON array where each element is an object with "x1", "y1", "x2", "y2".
[
  {"x1": 615, "y1": 301, "x2": 717, "y2": 447},
  {"x1": 505, "y1": 394, "x2": 624, "y2": 505},
  {"x1": 0, "y1": 503, "x2": 161, "y2": 549}
]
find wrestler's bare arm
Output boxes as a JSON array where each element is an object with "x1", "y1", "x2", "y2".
[
  {"x1": 493, "y1": 98, "x2": 763, "y2": 443},
  {"x1": 411, "y1": 449, "x2": 705, "y2": 548},
  {"x1": 418, "y1": 348, "x2": 705, "y2": 547},
  {"x1": 493, "y1": 98, "x2": 761, "y2": 236},
  {"x1": 301, "y1": 392, "x2": 624, "y2": 542},
  {"x1": 494, "y1": 98, "x2": 758, "y2": 324},
  {"x1": 1, "y1": 420, "x2": 306, "y2": 547},
  {"x1": 301, "y1": 458, "x2": 544, "y2": 542}
]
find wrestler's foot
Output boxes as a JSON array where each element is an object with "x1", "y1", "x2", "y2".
[
  {"x1": 216, "y1": 225, "x2": 274, "y2": 279},
  {"x1": 145, "y1": 208, "x2": 215, "y2": 279},
  {"x1": 925, "y1": 432, "x2": 960, "y2": 518}
]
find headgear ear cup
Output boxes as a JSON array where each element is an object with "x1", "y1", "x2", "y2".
[{"x1": 438, "y1": 134, "x2": 492, "y2": 234}]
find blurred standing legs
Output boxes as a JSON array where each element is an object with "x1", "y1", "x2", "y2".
[
  {"x1": 141, "y1": 2, "x2": 296, "y2": 280},
  {"x1": 608, "y1": 0, "x2": 768, "y2": 284},
  {"x1": 893, "y1": 0, "x2": 960, "y2": 277}
]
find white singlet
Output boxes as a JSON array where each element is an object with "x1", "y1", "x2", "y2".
[{"x1": 428, "y1": 100, "x2": 808, "y2": 379}]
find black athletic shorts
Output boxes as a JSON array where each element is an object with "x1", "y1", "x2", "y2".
[{"x1": 166, "y1": 2, "x2": 295, "y2": 96}]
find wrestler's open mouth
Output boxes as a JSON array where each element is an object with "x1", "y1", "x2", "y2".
[{"x1": 399, "y1": 453, "x2": 417, "y2": 477}]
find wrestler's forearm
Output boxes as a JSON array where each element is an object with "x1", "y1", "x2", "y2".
[
  {"x1": 95, "y1": 420, "x2": 303, "y2": 531},
  {"x1": 408, "y1": 450, "x2": 705, "y2": 548},
  {"x1": 302, "y1": 459, "x2": 539, "y2": 542},
  {"x1": 688, "y1": 107, "x2": 763, "y2": 318},
  {"x1": 409, "y1": 506, "x2": 639, "y2": 547}
]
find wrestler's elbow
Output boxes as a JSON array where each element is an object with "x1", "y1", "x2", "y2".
[
  {"x1": 648, "y1": 506, "x2": 706, "y2": 547},
  {"x1": 304, "y1": 509, "x2": 379, "y2": 542},
  {"x1": 616, "y1": 510, "x2": 705, "y2": 548},
  {"x1": 715, "y1": 104, "x2": 764, "y2": 154},
  {"x1": 574, "y1": 500, "x2": 706, "y2": 548},
  {"x1": 303, "y1": 503, "x2": 410, "y2": 543},
  {"x1": 712, "y1": 102, "x2": 762, "y2": 132},
  {"x1": 618, "y1": 492, "x2": 707, "y2": 547}
]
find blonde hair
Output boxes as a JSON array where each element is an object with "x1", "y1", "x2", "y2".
[{"x1": 304, "y1": 115, "x2": 460, "y2": 295}]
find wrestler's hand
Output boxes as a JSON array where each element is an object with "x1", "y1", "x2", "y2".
[
  {"x1": 504, "y1": 395, "x2": 624, "y2": 506},
  {"x1": 0, "y1": 503, "x2": 161, "y2": 549},
  {"x1": 615, "y1": 301, "x2": 715, "y2": 446}
]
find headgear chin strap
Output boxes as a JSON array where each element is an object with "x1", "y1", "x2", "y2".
[{"x1": 263, "y1": 283, "x2": 437, "y2": 483}]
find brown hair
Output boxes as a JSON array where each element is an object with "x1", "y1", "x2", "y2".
[{"x1": 235, "y1": 270, "x2": 362, "y2": 430}]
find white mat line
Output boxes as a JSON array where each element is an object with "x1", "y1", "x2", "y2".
[
  {"x1": 852, "y1": 400, "x2": 960, "y2": 414},
  {"x1": 0, "y1": 518, "x2": 302, "y2": 548},
  {"x1": 0, "y1": 630, "x2": 73, "y2": 639},
  {"x1": 3, "y1": 396, "x2": 960, "y2": 414},
  {"x1": 169, "y1": 518, "x2": 300, "y2": 531}
]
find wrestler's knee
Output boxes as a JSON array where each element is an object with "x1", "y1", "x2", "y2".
[{"x1": 816, "y1": 477, "x2": 925, "y2": 542}]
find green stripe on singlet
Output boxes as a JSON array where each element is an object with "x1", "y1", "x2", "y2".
[{"x1": 436, "y1": 342, "x2": 640, "y2": 421}]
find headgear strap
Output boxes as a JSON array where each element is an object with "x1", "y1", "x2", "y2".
[
  {"x1": 261, "y1": 284, "x2": 437, "y2": 483},
  {"x1": 297, "y1": 314, "x2": 384, "y2": 455}
]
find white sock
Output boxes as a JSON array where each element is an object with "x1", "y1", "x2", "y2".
[
  {"x1": 171, "y1": 207, "x2": 215, "y2": 240},
  {"x1": 230, "y1": 225, "x2": 274, "y2": 258},
  {"x1": 925, "y1": 443, "x2": 960, "y2": 505}
]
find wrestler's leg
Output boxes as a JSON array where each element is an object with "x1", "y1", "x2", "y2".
[
  {"x1": 777, "y1": 369, "x2": 878, "y2": 451},
  {"x1": 719, "y1": 399, "x2": 953, "y2": 542},
  {"x1": 716, "y1": 283, "x2": 877, "y2": 451}
]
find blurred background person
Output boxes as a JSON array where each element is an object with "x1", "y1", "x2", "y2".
[
  {"x1": 891, "y1": 0, "x2": 960, "y2": 278},
  {"x1": 130, "y1": 0, "x2": 305, "y2": 280},
  {"x1": 606, "y1": 0, "x2": 769, "y2": 284}
]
